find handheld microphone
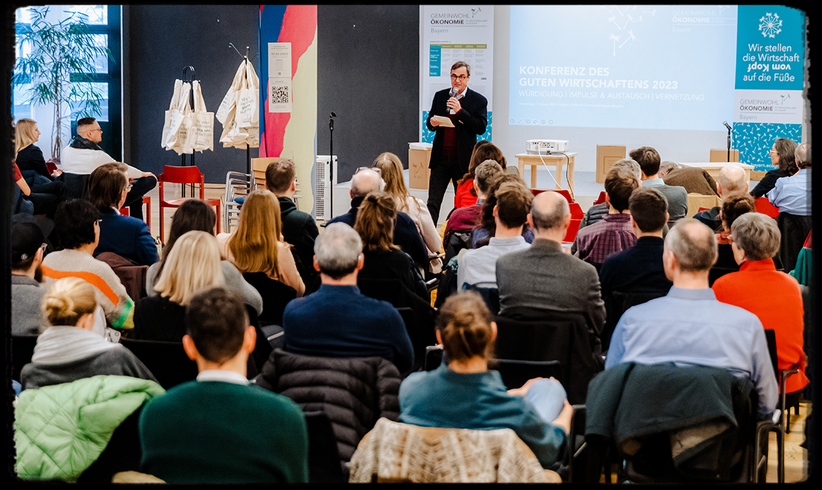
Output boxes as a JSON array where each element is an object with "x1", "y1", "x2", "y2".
[
  {"x1": 723, "y1": 121, "x2": 733, "y2": 131},
  {"x1": 449, "y1": 87, "x2": 457, "y2": 98}
]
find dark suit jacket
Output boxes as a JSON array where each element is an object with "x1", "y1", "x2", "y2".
[
  {"x1": 94, "y1": 208, "x2": 159, "y2": 266},
  {"x1": 426, "y1": 87, "x2": 488, "y2": 174},
  {"x1": 327, "y1": 196, "x2": 428, "y2": 269},
  {"x1": 496, "y1": 238, "x2": 606, "y2": 352}
]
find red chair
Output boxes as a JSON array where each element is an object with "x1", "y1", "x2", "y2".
[
  {"x1": 158, "y1": 166, "x2": 221, "y2": 243},
  {"x1": 119, "y1": 196, "x2": 152, "y2": 231},
  {"x1": 593, "y1": 191, "x2": 607, "y2": 205},
  {"x1": 755, "y1": 197, "x2": 780, "y2": 218},
  {"x1": 531, "y1": 188, "x2": 574, "y2": 203},
  {"x1": 563, "y1": 202, "x2": 585, "y2": 243}
]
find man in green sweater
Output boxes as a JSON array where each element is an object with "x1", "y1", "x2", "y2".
[{"x1": 138, "y1": 287, "x2": 309, "y2": 483}]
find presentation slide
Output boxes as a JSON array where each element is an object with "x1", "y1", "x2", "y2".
[{"x1": 509, "y1": 5, "x2": 738, "y2": 131}]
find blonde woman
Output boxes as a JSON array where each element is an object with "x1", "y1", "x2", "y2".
[
  {"x1": 13, "y1": 118, "x2": 68, "y2": 217},
  {"x1": 355, "y1": 191, "x2": 428, "y2": 300},
  {"x1": 372, "y1": 152, "x2": 442, "y2": 273},
  {"x1": 217, "y1": 189, "x2": 305, "y2": 324},
  {"x1": 21, "y1": 277, "x2": 157, "y2": 390},
  {"x1": 133, "y1": 231, "x2": 224, "y2": 341}
]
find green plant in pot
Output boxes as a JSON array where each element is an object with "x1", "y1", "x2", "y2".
[{"x1": 13, "y1": 6, "x2": 113, "y2": 163}]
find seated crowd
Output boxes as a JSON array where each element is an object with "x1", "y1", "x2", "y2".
[{"x1": 9, "y1": 132, "x2": 811, "y2": 483}]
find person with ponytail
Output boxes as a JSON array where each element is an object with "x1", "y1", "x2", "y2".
[
  {"x1": 20, "y1": 277, "x2": 157, "y2": 390},
  {"x1": 399, "y1": 291, "x2": 573, "y2": 469}
]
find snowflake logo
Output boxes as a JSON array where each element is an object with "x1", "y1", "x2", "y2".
[{"x1": 759, "y1": 12, "x2": 782, "y2": 38}]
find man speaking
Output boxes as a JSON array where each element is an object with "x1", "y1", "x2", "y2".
[{"x1": 425, "y1": 61, "x2": 488, "y2": 225}]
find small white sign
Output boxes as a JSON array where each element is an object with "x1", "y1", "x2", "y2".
[{"x1": 268, "y1": 42, "x2": 292, "y2": 113}]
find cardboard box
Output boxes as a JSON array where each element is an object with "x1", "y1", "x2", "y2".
[
  {"x1": 709, "y1": 149, "x2": 740, "y2": 162},
  {"x1": 596, "y1": 145, "x2": 626, "y2": 183},
  {"x1": 408, "y1": 144, "x2": 432, "y2": 189}
]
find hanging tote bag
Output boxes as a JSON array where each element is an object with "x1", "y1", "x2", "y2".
[
  {"x1": 216, "y1": 61, "x2": 245, "y2": 125},
  {"x1": 190, "y1": 81, "x2": 215, "y2": 152},
  {"x1": 162, "y1": 79, "x2": 187, "y2": 150},
  {"x1": 172, "y1": 82, "x2": 195, "y2": 155},
  {"x1": 234, "y1": 60, "x2": 259, "y2": 130}
]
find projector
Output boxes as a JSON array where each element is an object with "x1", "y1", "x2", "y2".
[{"x1": 526, "y1": 139, "x2": 569, "y2": 154}]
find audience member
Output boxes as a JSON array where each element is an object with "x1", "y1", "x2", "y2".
[
  {"x1": 355, "y1": 191, "x2": 428, "y2": 300},
  {"x1": 399, "y1": 291, "x2": 573, "y2": 469},
  {"x1": 328, "y1": 167, "x2": 428, "y2": 269},
  {"x1": 453, "y1": 140, "x2": 508, "y2": 209},
  {"x1": 659, "y1": 161, "x2": 719, "y2": 196},
  {"x1": 43, "y1": 199, "x2": 135, "y2": 332},
  {"x1": 599, "y1": 186, "x2": 673, "y2": 298},
  {"x1": 472, "y1": 173, "x2": 534, "y2": 248},
  {"x1": 282, "y1": 223, "x2": 414, "y2": 374},
  {"x1": 265, "y1": 158, "x2": 320, "y2": 286},
  {"x1": 146, "y1": 199, "x2": 262, "y2": 316},
  {"x1": 11, "y1": 222, "x2": 48, "y2": 336},
  {"x1": 87, "y1": 162, "x2": 158, "y2": 265},
  {"x1": 21, "y1": 277, "x2": 156, "y2": 390},
  {"x1": 712, "y1": 213, "x2": 809, "y2": 402},
  {"x1": 694, "y1": 163, "x2": 749, "y2": 231},
  {"x1": 712, "y1": 194, "x2": 756, "y2": 283},
  {"x1": 457, "y1": 180, "x2": 532, "y2": 291},
  {"x1": 14, "y1": 118, "x2": 68, "y2": 217},
  {"x1": 60, "y1": 117, "x2": 156, "y2": 220},
  {"x1": 578, "y1": 158, "x2": 641, "y2": 231},
  {"x1": 605, "y1": 219, "x2": 778, "y2": 420},
  {"x1": 12, "y1": 161, "x2": 36, "y2": 216},
  {"x1": 751, "y1": 137, "x2": 798, "y2": 199},
  {"x1": 630, "y1": 146, "x2": 688, "y2": 227},
  {"x1": 218, "y1": 189, "x2": 305, "y2": 302},
  {"x1": 573, "y1": 166, "x2": 639, "y2": 269},
  {"x1": 134, "y1": 231, "x2": 224, "y2": 341},
  {"x1": 373, "y1": 152, "x2": 443, "y2": 273},
  {"x1": 444, "y1": 159, "x2": 504, "y2": 236},
  {"x1": 496, "y1": 191, "x2": 606, "y2": 356},
  {"x1": 767, "y1": 141, "x2": 811, "y2": 215},
  {"x1": 139, "y1": 288, "x2": 309, "y2": 483}
]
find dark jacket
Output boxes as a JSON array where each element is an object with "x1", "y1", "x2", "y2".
[
  {"x1": 94, "y1": 208, "x2": 159, "y2": 266},
  {"x1": 750, "y1": 168, "x2": 790, "y2": 199},
  {"x1": 16, "y1": 144, "x2": 55, "y2": 183},
  {"x1": 426, "y1": 87, "x2": 488, "y2": 174},
  {"x1": 279, "y1": 196, "x2": 319, "y2": 286},
  {"x1": 586, "y1": 362, "x2": 754, "y2": 481},
  {"x1": 255, "y1": 348, "x2": 401, "y2": 465}
]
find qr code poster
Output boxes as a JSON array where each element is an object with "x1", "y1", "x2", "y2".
[{"x1": 268, "y1": 78, "x2": 292, "y2": 113}]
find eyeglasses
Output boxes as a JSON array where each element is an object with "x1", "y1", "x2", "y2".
[
  {"x1": 450, "y1": 74, "x2": 468, "y2": 81},
  {"x1": 355, "y1": 166, "x2": 381, "y2": 175}
]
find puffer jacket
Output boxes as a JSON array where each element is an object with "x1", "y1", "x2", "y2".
[
  {"x1": 254, "y1": 348, "x2": 401, "y2": 464},
  {"x1": 14, "y1": 375, "x2": 165, "y2": 482}
]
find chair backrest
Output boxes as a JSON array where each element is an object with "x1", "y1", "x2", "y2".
[
  {"x1": 763, "y1": 329, "x2": 779, "y2": 385},
  {"x1": 252, "y1": 157, "x2": 279, "y2": 189},
  {"x1": 119, "y1": 337, "x2": 198, "y2": 390},
  {"x1": 462, "y1": 283, "x2": 500, "y2": 315},
  {"x1": 593, "y1": 191, "x2": 607, "y2": 205},
  {"x1": 531, "y1": 188, "x2": 573, "y2": 203},
  {"x1": 304, "y1": 411, "x2": 346, "y2": 483},
  {"x1": 492, "y1": 358, "x2": 562, "y2": 390},
  {"x1": 160, "y1": 165, "x2": 205, "y2": 185},
  {"x1": 12, "y1": 335, "x2": 39, "y2": 383},
  {"x1": 494, "y1": 313, "x2": 600, "y2": 405},
  {"x1": 687, "y1": 193, "x2": 722, "y2": 219},
  {"x1": 348, "y1": 417, "x2": 556, "y2": 483},
  {"x1": 603, "y1": 289, "x2": 669, "y2": 353},
  {"x1": 242, "y1": 272, "x2": 298, "y2": 327},
  {"x1": 755, "y1": 197, "x2": 779, "y2": 218},
  {"x1": 424, "y1": 344, "x2": 444, "y2": 371}
]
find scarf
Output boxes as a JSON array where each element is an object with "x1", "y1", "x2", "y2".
[
  {"x1": 31, "y1": 326, "x2": 120, "y2": 365},
  {"x1": 69, "y1": 135, "x2": 104, "y2": 151}
]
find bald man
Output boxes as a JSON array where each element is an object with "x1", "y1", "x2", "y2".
[
  {"x1": 327, "y1": 168, "x2": 427, "y2": 269},
  {"x1": 693, "y1": 163, "x2": 749, "y2": 231},
  {"x1": 496, "y1": 191, "x2": 606, "y2": 358},
  {"x1": 605, "y1": 219, "x2": 777, "y2": 420}
]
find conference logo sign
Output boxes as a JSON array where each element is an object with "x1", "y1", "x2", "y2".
[
  {"x1": 759, "y1": 12, "x2": 783, "y2": 38},
  {"x1": 733, "y1": 89, "x2": 803, "y2": 125}
]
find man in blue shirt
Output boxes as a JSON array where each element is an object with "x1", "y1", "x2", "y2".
[
  {"x1": 282, "y1": 223, "x2": 414, "y2": 374},
  {"x1": 767, "y1": 142, "x2": 811, "y2": 216},
  {"x1": 605, "y1": 219, "x2": 778, "y2": 420}
]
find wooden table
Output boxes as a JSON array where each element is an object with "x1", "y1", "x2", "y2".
[
  {"x1": 678, "y1": 161, "x2": 754, "y2": 181},
  {"x1": 515, "y1": 152, "x2": 576, "y2": 193}
]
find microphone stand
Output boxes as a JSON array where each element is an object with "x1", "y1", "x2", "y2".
[
  {"x1": 329, "y1": 112, "x2": 336, "y2": 218},
  {"x1": 725, "y1": 123, "x2": 734, "y2": 162}
]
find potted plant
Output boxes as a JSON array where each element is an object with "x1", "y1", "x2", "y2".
[{"x1": 13, "y1": 6, "x2": 113, "y2": 163}]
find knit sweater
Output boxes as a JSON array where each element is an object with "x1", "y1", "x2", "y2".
[
  {"x1": 139, "y1": 380, "x2": 309, "y2": 483},
  {"x1": 11, "y1": 274, "x2": 47, "y2": 336},
  {"x1": 42, "y1": 249, "x2": 135, "y2": 330}
]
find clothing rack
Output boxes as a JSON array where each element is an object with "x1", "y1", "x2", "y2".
[
  {"x1": 229, "y1": 43, "x2": 253, "y2": 177},
  {"x1": 180, "y1": 65, "x2": 198, "y2": 197}
]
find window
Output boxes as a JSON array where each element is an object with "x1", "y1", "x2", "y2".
[{"x1": 13, "y1": 5, "x2": 121, "y2": 161}]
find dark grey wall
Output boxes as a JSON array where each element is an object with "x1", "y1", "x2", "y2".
[
  {"x1": 317, "y1": 5, "x2": 419, "y2": 183},
  {"x1": 123, "y1": 5, "x2": 260, "y2": 182},
  {"x1": 124, "y1": 5, "x2": 419, "y2": 184}
]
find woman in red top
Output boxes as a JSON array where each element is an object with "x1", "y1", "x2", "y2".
[
  {"x1": 453, "y1": 141, "x2": 508, "y2": 209},
  {"x1": 712, "y1": 212, "x2": 808, "y2": 400}
]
